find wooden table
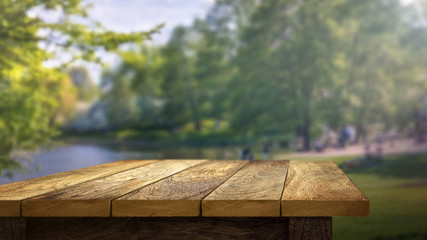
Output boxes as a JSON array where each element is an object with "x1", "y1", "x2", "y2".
[{"x1": 0, "y1": 160, "x2": 369, "y2": 240}]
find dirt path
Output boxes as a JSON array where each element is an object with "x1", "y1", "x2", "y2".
[{"x1": 274, "y1": 139, "x2": 427, "y2": 159}]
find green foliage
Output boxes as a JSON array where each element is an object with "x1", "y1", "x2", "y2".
[
  {"x1": 0, "y1": 66, "x2": 59, "y2": 161},
  {"x1": 101, "y1": 46, "x2": 164, "y2": 129},
  {"x1": 96, "y1": 0, "x2": 427, "y2": 149},
  {"x1": 225, "y1": 0, "x2": 347, "y2": 149},
  {"x1": 220, "y1": 0, "x2": 427, "y2": 148},
  {"x1": 4, "y1": 0, "x2": 426, "y2": 156},
  {"x1": 159, "y1": 26, "x2": 200, "y2": 130},
  {"x1": 0, "y1": 0, "x2": 157, "y2": 164}
]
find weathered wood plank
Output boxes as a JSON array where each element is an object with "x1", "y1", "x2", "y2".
[
  {"x1": 0, "y1": 217, "x2": 26, "y2": 240},
  {"x1": 26, "y1": 217, "x2": 289, "y2": 240},
  {"x1": 281, "y1": 161, "x2": 369, "y2": 216},
  {"x1": 202, "y1": 160, "x2": 289, "y2": 217},
  {"x1": 289, "y1": 217, "x2": 332, "y2": 240},
  {"x1": 0, "y1": 160, "x2": 157, "y2": 216},
  {"x1": 22, "y1": 160, "x2": 206, "y2": 217},
  {"x1": 0, "y1": 201, "x2": 20, "y2": 217},
  {"x1": 113, "y1": 160, "x2": 247, "y2": 216}
]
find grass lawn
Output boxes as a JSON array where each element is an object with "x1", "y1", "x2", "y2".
[{"x1": 292, "y1": 153, "x2": 427, "y2": 240}]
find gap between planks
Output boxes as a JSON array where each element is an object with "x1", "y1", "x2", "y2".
[
  {"x1": 0, "y1": 160, "x2": 369, "y2": 218},
  {"x1": 21, "y1": 160, "x2": 207, "y2": 217},
  {"x1": 112, "y1": 160, "x2": 249, "y2": 217},
  {"x1": 0, "y1": 160, "x2": 159, "y2": 217}
]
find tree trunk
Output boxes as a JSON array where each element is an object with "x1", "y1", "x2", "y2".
[
  {"x1": 187, "y1": 87, "x2": 201, "y2": 131},
  {"x1": 302, "y1": 85, "x2": 312, "y2": 151},
  {"x1": 302, "y1": 111, "x2": 311, "y2": 151},
  {"x1": 183, "y1": 59, "x2": 201, "y2": 132}
]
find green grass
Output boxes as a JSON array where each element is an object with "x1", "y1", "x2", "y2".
[{"x1": 295, "y1": 153, "x2": 427, "y2": 240}]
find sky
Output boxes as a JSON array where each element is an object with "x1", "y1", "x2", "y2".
[
  {"x1": 86, "y1": 0, "x2": 214, "y2": 45},
  {"x1": 86, "y1": 0, "x2": 418, "y2": 45},
  {"x1": 36, "y1": 0, "x2": 214, "y2": 83},
  {"x1": 36, "y1": 0, "x2": 418, "y2": 83}
]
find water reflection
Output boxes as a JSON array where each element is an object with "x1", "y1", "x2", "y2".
[{"x1": 0, "y1": 143, "x2": 243, "y2": 185}]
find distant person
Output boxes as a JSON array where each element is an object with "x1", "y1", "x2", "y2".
[
  {"x1": 241, "y1": 147, "x2": 251, "y2": 160},
  {"x1": 339, "y1": 127, "x2": 350, "y2": 148},
  {"x1": 413, "y1": 110, "x2": 426, "y2": 144},
  {"x1": 262, "y1": 142, "x2": 270, "y2": 159},
  {"x1": 248, "y1": 154, "x2": 254, "y2": 162},
  {"x1": 313, "y1": 140, "x2": 324, "y2": 153},
  {"x1": 346, "y1": 126, "x2": 357, "y2": 144}
]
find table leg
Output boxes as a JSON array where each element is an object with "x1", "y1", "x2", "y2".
[{"x1": 289, "y1": 217, "x2": 332, "y2": 240}]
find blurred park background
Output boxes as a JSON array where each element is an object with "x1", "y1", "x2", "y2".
[{"x1": 1, "y1": 0, "x2": 427, "y2": 239}]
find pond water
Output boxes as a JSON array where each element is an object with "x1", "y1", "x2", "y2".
[{"x1": 0, "y1": 142, "x2": 264, "y2": 185}]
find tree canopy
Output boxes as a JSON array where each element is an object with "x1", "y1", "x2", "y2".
[
  {"x1": 0, "y1": 0, "x2": 159, "y2": 163},
  {"x1": 2, "y1": 0, "x2": 427, "y2": 161},
  {"x1": 96, "y1": 0, "x2": 427, "y2": 150}
]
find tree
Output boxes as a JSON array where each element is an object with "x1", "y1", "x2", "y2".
[
  {"x1": 101, "y1": 46, "x2": 164, "y2": 129},
  {"x1": 216, "y1": 0, "x2": 427, "y2": 149},
  {"x1": 225, "y1": 0, "x2": 345, "y2": 149},
  {"x1": 330, "y1": 0, "x2": 427, "y2": 138},
  {"x1": 159, "y1": 26, "x2": 201, "y2": 131},
  {"x1": 192, "y1": 0, "x2": 259, "y2": 123},
  {"x1": 0, "y1": 0, "x2": 159, "y2": 164}
]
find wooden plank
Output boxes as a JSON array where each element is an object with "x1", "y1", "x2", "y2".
[
  {"x1": 289, "y1": 217, "x2": 332, "y2": 240},
  {"x1": 0, "y1": 201, "x2": 20, "y2": 217},
  {"x1": 0, "y1": 217, "x2": 26, "y2": 240},
  {"x1": 22, "y1": 160, "x2": 205, "y2": 217},
  {"x1": 26, "y1": 217, "x2": 289, "y2": 240},
  {"x1": 113, "y1": 160, "x2": 247, "y2": 216},
  {"x1": 0, "y1": 160, "x2": 157, "y2": 216},
  {"x1": 202, "y1": 160, "x2": 289, "y2": 217},
  {"x1": 281, "y1": 161, "x2": 369, "y2": 216}
]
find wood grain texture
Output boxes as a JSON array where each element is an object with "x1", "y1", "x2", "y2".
[
  {"x1": 0, "y1": 201, "x2": 20, "y2": 217},
  {"x1": 22, "y1": 160, "x2": 205, "y2": 217},
  {"x1": 202, "y1": 160, "x2": 289, "y2": 217},
  {"x1": 289, "y1": 217, "x2": 332, "y2": 240},
  {"x1": 0, "y1": 160, "x2": 157, "y2": 216},
  {"x1": 0, "y1": 217, "x2": 26, "y2": 240},
  {"x1": 281, "y1": 161, "x2": 369, "y2": 216},
  {"x1": 113, "y1": 160, "x2": 247, "y2": 216},
  {"x1": 26, "y1": 217, "x2": 289, "y2": 240}
]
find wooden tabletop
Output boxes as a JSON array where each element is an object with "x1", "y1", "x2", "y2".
[{"x1": 0, "y1": 160, "x2": 369, "y2": 217}]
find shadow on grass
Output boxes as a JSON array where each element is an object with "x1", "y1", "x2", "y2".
[
  {"x1": 340, "y1": 153, "x2": 427, "y2": 180},
  {"x1": 335, "y1": 153, "x2": 427, "y2": 240}
]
